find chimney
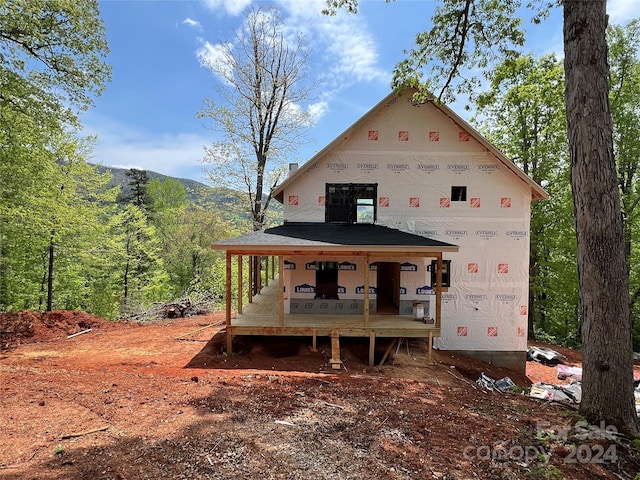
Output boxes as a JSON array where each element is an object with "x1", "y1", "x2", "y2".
[{"x1": 288, "y1": 163, "x2": 298, "y2": 176}]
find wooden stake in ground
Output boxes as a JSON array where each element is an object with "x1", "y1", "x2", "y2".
[
  {"x1": 67, "y1": 329, "x2": 92, "y2": 339},
  {"x1": 61, "y1": 425, "x2": 109, "y2": 439},
  {"x1": 175, "y1": 322, "x2": 223, "y2": 340}
]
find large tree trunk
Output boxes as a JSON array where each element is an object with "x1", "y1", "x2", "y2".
[{"x1": 564, "y1": 0, "x2": 638, "y2": 436}]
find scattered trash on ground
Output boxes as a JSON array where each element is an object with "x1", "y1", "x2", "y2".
[
  {"x1": 528, "y1": 381, "x2": 582, "y2": 404},
  {"x1": 526, "y1": 346, "x2": 565, "y2": 365},
  {"x1": 476, "y1": 373, "x2": 517, "y2": 393},
  {"x1": 556, "y1": 364, "x2": 582, "y2": 381}
]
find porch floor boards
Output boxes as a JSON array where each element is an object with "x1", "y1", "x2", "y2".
[{"x1": 232, "y1": 276, "x2": 439, "y2": 339}]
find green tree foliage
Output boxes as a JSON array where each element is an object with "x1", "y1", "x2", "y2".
[
  {"x1": 608, "y1": 21, "x2": 640, "y2": 348},
  {"x1": 0, "y1": 0, "x2": 111, "y2": 127},
  {"x1": 0, "y1": 0, "x2": 115, "y2": 315},
  {"x1": 0, "y1": 1, "x2": 240, "y2": 319},
  {"x1": 147, "y1": 178, "x2": 236, "y2": 300},
  {"x1": 0, "y1": 130, "x2": 119, "y2": 314},
  {"x1": 117, "y1": 204, "x2": 169, "y2": 308},
  {"x1": 324, "y1": 0, "x2": 637, "y2": 435},
  {"x1": 474, "y1": 54, "x2": 579, "y2": 345},
  {"x1": 119, "y1": 168, "x2": 151, "y2": 210}
]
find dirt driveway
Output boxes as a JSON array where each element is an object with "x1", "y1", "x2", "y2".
[{"x1": 0, "y1": 311, "x2": 638, "y2": 479}]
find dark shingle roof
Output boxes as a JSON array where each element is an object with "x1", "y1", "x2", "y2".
[{"x1": 212, "y1": 222, "x2": 457, "y2": 253}]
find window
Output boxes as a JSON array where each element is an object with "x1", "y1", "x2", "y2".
[
  {"x1": 430, "y1": 259, "x2": 451, "y2": 287},
  {"x1": 325, "y1": 183, "x2": 377, "y2": 224},
  {"x1": 451, "y1": 186, "x2": 467, "y2": 202}
]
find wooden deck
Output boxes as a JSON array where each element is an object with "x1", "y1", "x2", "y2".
[{"x1": 231, "y1": 277, "x2": 440, "y2": 339}]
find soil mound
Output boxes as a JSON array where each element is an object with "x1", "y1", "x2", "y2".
[{"x1": 0, "y1": 310, "x2": 118, "y2": 349}]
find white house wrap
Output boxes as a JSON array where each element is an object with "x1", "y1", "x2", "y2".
[{"x1": 212, "y1": 88, "x2": 547, "y2": 372}]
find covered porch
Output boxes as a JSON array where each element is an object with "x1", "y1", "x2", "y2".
[
  {"x1": 212, "y1": 223, "x2": 459, "y2": 369},
  {"x1": 229, "y1": 276, "x2": 441, "y2": 367}
]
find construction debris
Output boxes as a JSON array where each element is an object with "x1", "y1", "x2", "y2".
[
  {"x1": 529, "y1": 382, "x2": 582, "y2": 404},
  {"x1": 122, "y1": 292, "x2": 219, "y2": 322},
  {"x1": 556, "y1": 364, "x2": 582, "y2": 381},
  {"x1": 526, "y1": 346, "x2": 565, "y2": 365},
  {"x1": 475, "y1": 373, "x2": 517, "y2": 393}
]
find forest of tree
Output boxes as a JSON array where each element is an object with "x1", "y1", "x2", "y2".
[{"x1": 1, "y1": 2, "x2": 640, "y2": 369}]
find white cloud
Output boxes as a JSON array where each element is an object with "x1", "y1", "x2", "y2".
[
  {"x1": 308, "y1": 101, "x2": 328, "y2": 123},
  {"x1": 83, "y1": 115, "x2": 211, "y2": 181},
  {"x1": 202, "y1": 0, "x2": 252, "y2": 16},
  {"x1": 195, "y1": 0, "x2": 387, "y2": 116},
  {"x1": 182, "y1": 18, "x2": 203, "y2": 31},
  {"x1": 195, "y1": 40, "x2": 234, "y2": 83},
  {"x1": 275, "y1": 0, "x2": 388, "y2": 93},
  {"x1": 608, "y1": 0, "x2": 637, "y2": 24}
]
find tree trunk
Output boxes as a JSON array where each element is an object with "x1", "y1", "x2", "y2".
[
  {"x1": 564, "y1": 0, "x2": 638, "y2": 436},
  {"x1": 46, "y1": 230, "x2": 54, "y2": 312},
  {"x1": 123, "y1": 238, "x2": 131, "y2": 306}
]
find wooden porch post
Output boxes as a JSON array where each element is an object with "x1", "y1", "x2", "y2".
[
  {"x1": 278, "y1": 255, "x2": 284, "y2": 326},
  {"x1": 369, "y1": 331, "x2": 376, "y2": 366},
  {"x1": 237, "y1": 255, "x2": 243, "y2": 315},
  {"x1": 363, "y1": 255, "x2": 370, "y2": 327},
  {"x1": 225, "y1": 252, "x2": 232, "y2": 355},
  {"x1": 271, "y1": 255, "x2": 275, "y2": 279},
  {"x1": 248, "y1": 256, "x2": 253, "y2": 303},
  {"x1": 264, "y1": 256, "x2": 269, "y2": 287},
  {"x1": 435, "y1": 253, "x2": 443, "y2": 329}
]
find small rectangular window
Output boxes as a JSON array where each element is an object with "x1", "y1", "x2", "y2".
[
  {"x1": 430, "y1": 259, "x2": 451, "y2": 287},
  {"x1": 451, "y1": 186, "x2": 467, "y2": 202}
]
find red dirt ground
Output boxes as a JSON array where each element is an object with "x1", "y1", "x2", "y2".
[{"x1": 0, "y1": 310, "x2": 638, "y2": 479}]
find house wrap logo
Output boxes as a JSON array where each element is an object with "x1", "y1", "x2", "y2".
[
  {"x1": 446, "y1": 229, "x2": 468, "y2": 239},
  {"x1": 357, "y1": 163, "x2": 379, "y2": 171},
  {"x1": 448, "y1": 164, "x2": 470, "y2": 173},
  {"x1": 465, "y1": 294, "x2": 488, "y2": 303},
  {"x1": 327, "y1": 162, "x2": 348, "y2": 171},
  {"x1": 478, "y1": 164, "x2": 500, "y2": 172},
  {"x1": 506, "y1": 230, "x2": 528, "y2": 239},
  {"x1": 442, "y1": 293, "x2": 457, "y2": 301},
  {"x1": 417, "y1": 164, "x2": 439, "y2": 172},
  {"x1": 476, "y1": 230, "x2": 497, "y2": 239},
  {"x1": 387, "y1": 163, "x2": 410, "y2": 172},
  {"x1": 417, "y1": 230, "x2": 439, "y2": 237},
  {"x1": 496, "y1": 294, "x2": 519, "y2": 303}
]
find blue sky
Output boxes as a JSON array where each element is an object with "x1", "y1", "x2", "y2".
[{"x1": 83, "y1": 0, "x2": 637, "y2": 183}]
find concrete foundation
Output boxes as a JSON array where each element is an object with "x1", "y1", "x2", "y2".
[{"x1": 448, "y1": 350, "x2": 527, "y2": 375}]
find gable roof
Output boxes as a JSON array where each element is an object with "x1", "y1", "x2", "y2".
[
  {"x1": 273, "y1": 88, "x2": 548, "y2": 203},
  {"x1": 211, "y1": 222, "x2": 459, "y2": 255}
]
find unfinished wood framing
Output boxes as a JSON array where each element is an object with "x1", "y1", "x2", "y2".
[
  {"x1": 278, "y1": 256, "x2": 284, "y2": 326},
  {"x1": 363, "y1": 255, "x2": 370, "y2": 327},
  {"x1": 248, "y1": 256, "x2": 253, "y2": 303},
  {"x1": 225, "y1": 252, "x2": 232, "y2": 355},
  {"x1": 221, "y1": 247, "x2": 448, "y2": 363},
  {"x1": 435, "y1": 253, "x2": 442, "y2": 330},
  {"x1": 369, "y1": 331, "x2": 375, "y2": 366},
  {"x1": 330, "y1": 330, "x2": 341, "y2": 369},
  {"x1": 237, "y1": 255, "x2": 243, "y2": 315}
]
